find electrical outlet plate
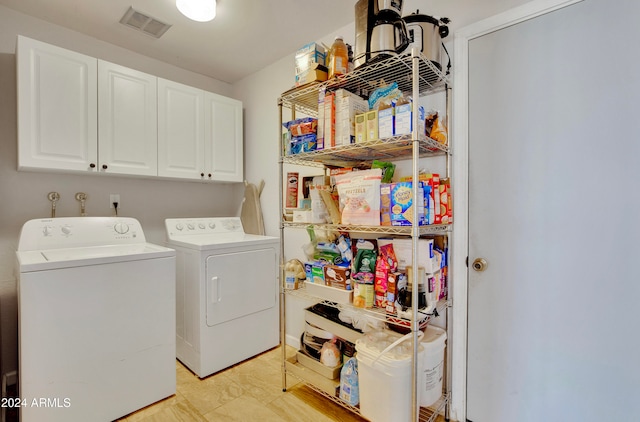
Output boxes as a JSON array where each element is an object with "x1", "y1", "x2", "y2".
[{"x1": 110, "y1": 194, "x2": 120, "y2": 208}]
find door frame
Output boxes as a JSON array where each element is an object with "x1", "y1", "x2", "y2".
[{"x1": 449, "y1": 0, "x2": 583, "y2": 420}]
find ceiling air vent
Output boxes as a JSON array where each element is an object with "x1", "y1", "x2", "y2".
[{"x1": 120, "y1": 6, "x2": 172, "y2": 39}]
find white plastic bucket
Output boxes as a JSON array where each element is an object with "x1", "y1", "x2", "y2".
[
  {"x1": 355, "y1": 331, "x2": 423, "y2": 422},
  {"x1": 419, "y1": 325, "x2": 447, "y2": 407}
]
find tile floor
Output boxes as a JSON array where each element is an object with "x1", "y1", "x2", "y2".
[{"x1": 117, "y1": 345, "x2": 368, "y2": 422}]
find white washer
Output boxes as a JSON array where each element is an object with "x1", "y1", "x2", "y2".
[
  {"x1": 165, "y1": 217, "x2": 279, "y2": 378},
  {"x1": 15, "y1": 217, "x2": 176, "y2": 422}
]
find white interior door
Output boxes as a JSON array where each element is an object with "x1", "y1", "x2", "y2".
[{"x1": 467, "y1": 1, "x2": 640, "y2": 421}]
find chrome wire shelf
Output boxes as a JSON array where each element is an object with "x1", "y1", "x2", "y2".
[
  {"x1": 285, "y1": 284, "x2": 449, "y2": 328},
  {"x1": 279, "y1": 51, "x2": 451, "y2": 117},
  {"x1": 282, "y1": 221, "x2": 451, "y2": 235},
  {"x1": 282, "y1": 134, "x2": 448, "y2": 168}
]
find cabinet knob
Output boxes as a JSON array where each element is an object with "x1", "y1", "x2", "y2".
[
  {"x1": 102, "y1": 164, "x2": 108, "y2": 170},
  {"x1": 200, "y1": 172, "x2": 205, "y2": 177},
  {"x1": 89, "y1": 163, "x2": 96, "y2": 169},
  {"x1": 208, "y1": 173, "x2": 212, "y2": 178}
]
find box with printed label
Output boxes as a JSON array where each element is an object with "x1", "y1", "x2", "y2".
[
  {"x1": 335, "y1": 90, "x2": 369, "y2": 146},
  {"x1": 394, "y1": 103, "x2": 425, "y2": 136},
  {"x1": 355, "y1": 113, "x2": 367, "y2": 143},
  {"x1": 323, "y1": 92, "x2": 336, "y2": 148},
  {"x1": 378, "y1": 107, "x2": 394, "y2": 139},
  {"x1": 366, "y1": 110, "x2": 378, "y2": 140},
  {"x1": 389, "y1": 181, "x2": 426, "y2": 226},
  {"x1": 295, "y1": 42, "x2": 326, "y2": 75},
  {"x1": 323, "y1": 265, "x2": 352, "y2": 290}
]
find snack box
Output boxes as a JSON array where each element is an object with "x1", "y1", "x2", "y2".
[
  {"x1": 389, "y1": 181, "x2": 426, "y2": 226},
  {"x1": 380, "y1": 183, "x2": 392, "y2": 226},
  {"x1": 323, "y1": 265, "x2": 352, "y2": 290}
]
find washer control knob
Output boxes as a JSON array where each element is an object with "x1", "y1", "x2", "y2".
[
  {"x1": 187, "y1": 223, "x2": 195, "y2": 230},
  {"x1": 43, "y1": 226, "x2": 52, "y2": 236},
  {"x1": 208, "y1": 222, "x2": 216, "y2": 229},
  {"x1": 61, "y1": 225, "x2": 71, "y2": 235},
  {"x1": 198, "y1": 223, "x2": 205, "y2": 229},
  {"x1": 176, "y1": 223, "x2": 184, "y2": 231},
  {"x1": 114, "y1": 222, "x2": 130, "y2": 234}
]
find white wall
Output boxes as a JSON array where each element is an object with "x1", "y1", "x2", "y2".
[{"x1": 0, "y1": 5, "x2": 245, "y2": 379}]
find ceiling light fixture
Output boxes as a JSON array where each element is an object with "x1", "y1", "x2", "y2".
[{"x1": 176, "y1": 0, "x2": 216, "y2": 22}]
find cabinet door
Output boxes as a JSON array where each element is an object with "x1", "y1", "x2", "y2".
[
  {"x1": 157, "y1": 78, "x2": 205, "y2": 180},
  {"x1": 98, "y1": 61, "x2": 157, "y2": 176},
  {"x1": 17, "y1": 36, "x2": 97, "y2": 172},
  {"x1": 204, "y1": 92, "x2": 243, "y2": 182}
]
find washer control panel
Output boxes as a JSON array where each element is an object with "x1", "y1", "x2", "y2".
[
  {"x1": 165, "y1": 217, "x2": 244, "y2": 238},
  {"x1": 17, "y1": 217, "x2": 145, "y2": 251}
]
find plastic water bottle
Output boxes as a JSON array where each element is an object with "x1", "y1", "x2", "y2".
[{"x1": 329, "y1": 36, "x2": 348, "y2": 79}]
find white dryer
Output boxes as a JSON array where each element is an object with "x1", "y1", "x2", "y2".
[
  {"x1": 165, "y1": 217, "x2": 279, "y2": 378},
  {"x1": 15, "y1": 217, "x2": 176, "y2": 422}
]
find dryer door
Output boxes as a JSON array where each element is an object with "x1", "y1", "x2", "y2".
[{"x1": 205, "y1": 247, "x2": 277, "y2": 327}]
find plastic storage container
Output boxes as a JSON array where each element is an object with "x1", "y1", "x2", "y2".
[
  {"x1": 419, "y1": 325, "x2": 447, "y2": 407},
  {"x1": 356, "y1": 331, "x2": 423, "y2": 422}
]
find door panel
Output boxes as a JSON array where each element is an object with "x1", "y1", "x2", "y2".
[
  {"x1": 205, "y1": 248, "x2": 276, "y2": 327},
  {"x1": 157, "y1": 79, "x2": 204, "y2": 179},
  {"x1": 98, "y1": 61, "x2": 158, "y2": 176},
  {"x1": 204, "y1": 92, "x2": 244, "y2": 182},
  {"x1": 467, "y1": 1, "x2": 640, "y2": 421}
]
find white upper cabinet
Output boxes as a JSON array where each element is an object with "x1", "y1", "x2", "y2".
[
  {"x1": 17, "y1": 36, "x2": 243, "y2": 182},
  {"x1": 98, "y1": 60, "x2": 158, "y2": 176},
  {"x1": 157, "y1": 78, "x2": 205, "y2": 180},
  {"x1": 158, "y1": 79, "x2": 244, "y2": 182},
  {"x1": 17, "y1": 36, "x2": 98, "y2": 172},
  {"x1": 204, "y1": 92, "x2": 243, "y2": 182}
]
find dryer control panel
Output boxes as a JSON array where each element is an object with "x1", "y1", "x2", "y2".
[{"x1": 165, "y1": 217, "x2": 244, "y2": 238}]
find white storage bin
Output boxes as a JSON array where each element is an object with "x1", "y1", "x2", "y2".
[
  {"x1": 356, "y1": 331, "x2": 423, "y2": 422},
  {"x1": 419, "y1": 325, "x2": 447, "y2": 407}
]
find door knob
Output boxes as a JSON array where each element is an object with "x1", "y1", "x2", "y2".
[{"x1": 472, "y1": 258, "x2": 488, "y2": 272}]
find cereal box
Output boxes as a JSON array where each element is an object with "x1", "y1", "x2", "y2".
[{"x1": 390, "y1": 181, "x2": 426, "y2": 226}]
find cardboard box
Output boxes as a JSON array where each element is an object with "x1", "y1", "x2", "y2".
[
  {"x1": 292, "y1": 208, "x2": 312, "y2": 223},
  {"x1": 355, "y1": 113, "x2": 367, "y2": 143},
  {"x1": 323, "y1": 265, "x2": 352, "y2": 290},
  {"x1": 378, "y1": 106, "x2": 394, "y2": 139},
  {"x1": 317, "y1": 89, "x2": 325, "y2": 149},
  {"x1": 366, "y1": 110, "x2": 378, "y2": 140},
  {"x1": 380, "y1": 183, "x2": 392, "y2": 226},
  {"x1": 389, "y1": 181, "x2": 426, "y2": 226},
  {"x1": 323, "y1": 92, "x2": 336, "y2": 148},
  {"x1": 295, "y1": 64, "x2": 328, "y2": 86},
  {"x1": 378, "y1": 238, "x2": 436, "y2": 272},
  {"x1": 394, "y1": 103, "x2": 425, "y2": 136},
  {"x1": 335, "y1": 89, "x2": 368, "y2": 146},
  {"x1": 295, "y1": 42, "x2": 326, "y2": 75}
]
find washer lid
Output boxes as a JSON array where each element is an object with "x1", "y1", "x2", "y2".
[{"x1": 17, "y1": 243, "x2": 175, "y2": 272}]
